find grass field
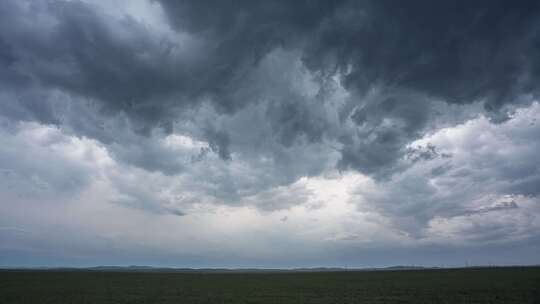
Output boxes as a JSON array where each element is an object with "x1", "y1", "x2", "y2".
[{"x1": 1, "y1": 267, "x2": 539, "y2": 303}]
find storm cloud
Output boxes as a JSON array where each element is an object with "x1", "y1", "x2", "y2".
[{"x1": 0, "y1": 0, "x2": 539, "y2": 267}]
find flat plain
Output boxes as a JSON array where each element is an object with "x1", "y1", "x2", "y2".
[{"x1": 1, "y1": 267, "x2": 539, "y2": 303}]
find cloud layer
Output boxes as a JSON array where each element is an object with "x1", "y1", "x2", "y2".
[{"x1": 0, "y1": 0, "x2": 539, "y2": 267}]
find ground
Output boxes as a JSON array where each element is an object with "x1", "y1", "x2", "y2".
[{"x1": 1, "y1": 267, "x2": 539, "y2": 303}]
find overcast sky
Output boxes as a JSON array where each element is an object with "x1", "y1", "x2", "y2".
[{"x1": 1, "y1": 0, "x2": 540, "y2": 268}]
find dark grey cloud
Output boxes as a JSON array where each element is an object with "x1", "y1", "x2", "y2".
[
  {"x1": 304, "y1": 0, "x2": 540, "y2": 106},
  {"x1": 461, "y1": 201, "x2": 519, "y2": 216},
  {"x1": 0, "y1": 1, "x2": 185, "y2": 130},
  {"x1": 204, "y1": 126, "x2": 232, "y2": 160},
  {"x1": 303, "y1": 0, "x2": 540, "y2": 174},
  {"x1": 157, "y1": 0, "x2": 540, "y2": 177},
  {"x1": 0, "y1": 0, "x2": 540, "y2": 209},
  {"x1": 1, "y1": 0, "x2": 540, "y2": 180}
]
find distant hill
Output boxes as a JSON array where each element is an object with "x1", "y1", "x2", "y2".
[
  {"x1": 2, "y1": 265, "x2": 538, "y2": 273},
  {"x1": 0, "y1": 265, "x2": 428, "y2": 273}
]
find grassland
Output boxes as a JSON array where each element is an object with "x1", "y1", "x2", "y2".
[{"x1": 0, "y1": 267, "x2": 539, "y2": 303}]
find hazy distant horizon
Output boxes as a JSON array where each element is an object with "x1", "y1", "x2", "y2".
[{"x1": 3, "y1": 264, "x2": 539, "y2": 271}]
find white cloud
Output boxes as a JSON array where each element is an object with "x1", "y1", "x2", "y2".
[{"x1": 351, "y1": 102, "x2": 540, "y2": 244}]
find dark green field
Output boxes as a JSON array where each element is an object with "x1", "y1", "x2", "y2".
[{"x1": 1, "y1": 267, "x2": 539, "y2": 303}]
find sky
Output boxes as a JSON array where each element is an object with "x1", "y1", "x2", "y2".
[{"x1": 1, "y1": 0, "x2": 540, "y2": 268}]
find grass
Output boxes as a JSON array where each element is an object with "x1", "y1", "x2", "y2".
[{"x1": 0, "y1": 267, "x2": 539, "y2": 303}]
